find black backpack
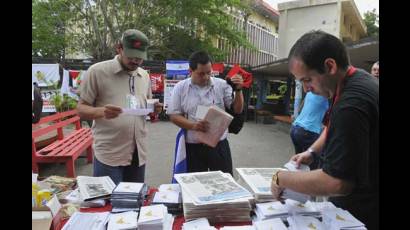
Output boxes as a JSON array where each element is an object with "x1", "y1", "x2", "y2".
[{"x1": 32, "y1": 84, "x2": 43, "y2": 124}]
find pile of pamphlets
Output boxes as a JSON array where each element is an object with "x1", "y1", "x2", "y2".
[
  {"x1": 151, "y1": 184, "x2": 182, "y2": 215},
  {"x1": 107, "y1": 211, "x2": 138, "y2": 230},
  {"x1": 137, "y1": 204, "x2": 174, "y2": 230},
  {"x1": 111, "y1": 182, "x2": 148, "y2": 213}
]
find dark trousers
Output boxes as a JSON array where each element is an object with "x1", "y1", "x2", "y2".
[
  {"x1": 186, "y1": 139, "x2": 233, "y2": 175},
  {"x1": 290, "y1": 125, "x2": 321, "y2": 169},
  {"x1": 93, "y1": 147, "x2": 145, "y2": 185}
]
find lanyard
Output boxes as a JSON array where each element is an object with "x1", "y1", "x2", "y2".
[
  {"x1": 323, "y1": 66, "x2": 357, "y2": 129},
  {"x1": 128, "y1": 74, "x2": 135, "y2": 95}
]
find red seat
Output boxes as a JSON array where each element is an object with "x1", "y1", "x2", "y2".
[{"x1": 32, "y1": 110, "x2": 93, "y2": 177}]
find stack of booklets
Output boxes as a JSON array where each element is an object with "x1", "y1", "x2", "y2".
[
  {"x1": 287, "y1": 215, "x2": 325, "y2": 230},
  {"x1": 236, "y1": 168, "x2": 283, "y2": 203},
  {"x1": 110, "y1": 182, "x2": 148, "y2": 213},
  {"x1": 137, "y1": 204, "x2": 174, "y2": 230},
  {"x1": 182, "y1": 218, "x2": 216, "y2": 230},
  {"x1": 175, "y1": 171, "x2": 254, "y2": 223},
  {"x1": 151, "y1": 184, "x2": 182, "y2": 215},
  {"x1": 107, "y1": 211, "x2": 138, "y2": 230},
  {"x1": 284, "y1": 199, "x2": 321, "y2": 217},
  {"x1": 253, "y1": 201, "x2": 289, "y2": 221},
  {"x1": 253, "y1": 218, "x2": 288, "y2": 230},
  {"x1": 322, "y1": 208, "x2": 367, "y2": 230}
]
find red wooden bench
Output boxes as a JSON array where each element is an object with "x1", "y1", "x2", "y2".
[{"x1": 32, "y1": 110, "x2": 93, "y2": 177}]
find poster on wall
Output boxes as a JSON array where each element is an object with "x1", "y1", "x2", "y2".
[
  {"x1": 32, "y1": 64, "x2": 60, "y2": 87},
  {"x1": 163, "y1": 79, "x2": 180, "y2": 110}
]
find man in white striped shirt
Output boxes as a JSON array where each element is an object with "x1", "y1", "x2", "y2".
[{"x1": 167, "y1": 51, "x2": 244, "y2": 175}]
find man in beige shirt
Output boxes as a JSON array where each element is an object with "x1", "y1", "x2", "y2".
[{"x1": 77, "y1": 29, "x2": 160, "y2": 184}]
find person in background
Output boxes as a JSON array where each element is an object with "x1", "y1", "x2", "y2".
[{"x1": 371, "y1": 61, "x2": 379, "y2": 79}]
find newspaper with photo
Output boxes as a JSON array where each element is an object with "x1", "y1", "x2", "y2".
[
  {"x1": 174, "y1": 171, "x2": 252, "y2": 205},
  {"x1": 76, "y1": 176, "x2": 116, "y2": 201}
]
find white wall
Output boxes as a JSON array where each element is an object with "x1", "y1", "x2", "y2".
[{"x1": 278, "y1": 3, "x2": 339, "y2": 58}]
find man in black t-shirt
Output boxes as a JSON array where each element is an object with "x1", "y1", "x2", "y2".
[{"x1": 270, "y1": 30, "x2": 379, "y2": 230}]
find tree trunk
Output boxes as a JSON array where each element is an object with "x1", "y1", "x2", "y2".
[{"x1": 85, "y1": 0, "x2": 104, "y2": 60}]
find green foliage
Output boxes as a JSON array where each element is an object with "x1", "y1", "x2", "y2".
[
  {"x1": 32, "y1": 0, "x2": 254, "y2": 61},
  {"x1": 363, "y1": 9, "x2": 379, "y2": 38},
  {"x1": 32, "y1": 0, "x2": 79, "y2": 59},
  {"x1": 50, "y1": 93, "x2": 78, "y2": 112}
]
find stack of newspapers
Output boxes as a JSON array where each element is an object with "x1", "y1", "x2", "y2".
[
  {"x1": 151, "y1": 184, "x2": 182, "y2": 215},
  {"x1": 174, "y1": 171, "x2": 254, "y2": 223},
  {"x1": 236, "y1": 168, "x2": 282, "y2": 203},
  {"x1": 110, "y1": 182, "x2": 148, "y2": 213},
  {"x1": 137, "y1": 204, "x2": 174, "y2": 230}
]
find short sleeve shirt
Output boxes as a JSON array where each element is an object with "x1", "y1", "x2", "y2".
[
  {"x1": 80, "y1": 56, "x2": 152, "y2": 167},
  {"x1": 167, "y1": 77, "x2": 233, "y2": 143},
  {"x1": 321, "y1": 69, "x2": 379, "y2": 220}
]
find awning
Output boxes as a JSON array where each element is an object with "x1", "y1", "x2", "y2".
[{"x1": 251, "y1": 37, "x2": 379, "y2": 79}]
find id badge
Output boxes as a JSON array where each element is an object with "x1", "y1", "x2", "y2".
[{"x1": 126, "y1": 94, "x2": 139, "y2": 109}]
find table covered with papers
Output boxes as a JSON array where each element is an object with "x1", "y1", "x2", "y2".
[
  {"x1": 44, "y1": 167, "x2": 366, "y2": 230},
  {"x1": 53, "y1": 188, "x2": 251, "y2": 230}
]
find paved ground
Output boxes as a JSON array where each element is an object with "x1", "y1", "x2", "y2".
[{"x1": 38, "y1": 120, "x2": 294, "y2": 187}]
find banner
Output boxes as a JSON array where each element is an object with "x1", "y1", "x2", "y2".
[
  {"x1": 69, "y1": 70, "x2": 80, "y2": 80},
  {"x1": 61, "y1": 69, "x2": 80, "y2": 100},
  {"x1": 166, "y1": 60, "x2": 189, "y2": 77},
  {"x1": 32, "y1": 64, "x2": 60, "y2": 87},
  {"x1": 73, "y1": 70, "x2": 87, "y2": 88}
]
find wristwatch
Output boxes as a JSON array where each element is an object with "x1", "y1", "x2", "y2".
[
  {"x1": 272, "y1": 170, "x2": 281, "y2": 186},
  {"x1": 235, "y1": 88, "x2": 242, "y2": 92}
]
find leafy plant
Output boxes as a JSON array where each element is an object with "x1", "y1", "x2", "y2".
[{"x1": 50, "y1": 93, "x2": 77, "y2": 112}]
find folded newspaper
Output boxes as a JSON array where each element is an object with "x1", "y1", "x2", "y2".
[
  {"x1": 194, "y1": 105, "x2": 233, "y2": 147},
  {"x1": 76, "y1": 176, "x2": 116, "y2": 201},
  {"x1": 236, "y1": 168, "x2": 284, "y2": 202},
  {"x1": 62, "y1": 211, "x2": 110, "y2": 230},
  {"x1": 174, "y1": 171, "x2": 253, "y2": 205}
]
